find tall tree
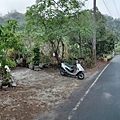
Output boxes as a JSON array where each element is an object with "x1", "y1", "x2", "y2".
[{"x1": 25, "y1": 0, "x2": 85, "y2": 63}]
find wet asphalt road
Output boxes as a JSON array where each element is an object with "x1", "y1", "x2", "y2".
[
  {"x1": 37, "y1": 55, "x2": 120, "y2": 120},
  {"x1": 70, "y1": 55, "x2": 120, "y2": 120}
]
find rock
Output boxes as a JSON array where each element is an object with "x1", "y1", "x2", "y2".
[
  {"x1": 1, "y1": 85, "x2": 8, "y2": 90},
  {"x1": 0, "y1": 80, "x2": 2, "y2": 87},
  {"x1": 34, "y1": 66, "x2": 41, "y2": 71},
  {"x1": 11, "y1": 81, "x2": 17, "y2": 87}
]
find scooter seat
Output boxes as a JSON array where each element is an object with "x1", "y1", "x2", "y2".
[{"x1": 64, "y1": 62, "x2": 74, "y2": 69}]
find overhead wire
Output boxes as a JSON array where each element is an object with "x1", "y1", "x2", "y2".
[
  {"x1": 51, "y1": 0, "x2": 64, "y2": 11},
  {"x1": 53, "y1": 0, "x2": 119, "y2": 19},
  {"x1": 112, "y1": 0, "x2": 120, "y2": 18},
  {"x1": 102, "y1": 0, "x2": 112, "y2": 17}
]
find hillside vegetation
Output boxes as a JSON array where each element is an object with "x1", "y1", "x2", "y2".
[
  {"x1": 0, "y1": 11, "x2": 26, "y2": 30},
  {"x1": 0, "y1": 0, "x2": 120, "y2": 77}
]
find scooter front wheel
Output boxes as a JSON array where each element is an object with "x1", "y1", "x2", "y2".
[
  {"x1": 77, "y1": 72, "x2": 84, "y2": 80},
  {"x1": 60, "y1": 68, "x2": 66, "y2": 76}
]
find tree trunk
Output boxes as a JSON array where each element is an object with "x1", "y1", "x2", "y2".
[
  {"x1": 78, "y1": 32, "x2": 82, "y2": 57},
  {"x1": 50, "y1": 40, "x2": 60, "y2": 64},
  {"x1": 61, "y1": 41, "x2": 65, "y2": 59}
]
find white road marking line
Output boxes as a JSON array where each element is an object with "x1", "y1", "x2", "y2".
[{"x1": 68, "y1": 60, "x2": 113, "y2": 120}]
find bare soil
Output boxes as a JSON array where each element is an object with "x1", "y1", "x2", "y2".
[{"x1": 0, "y1": 61, "x2": 108, "y2": 120}]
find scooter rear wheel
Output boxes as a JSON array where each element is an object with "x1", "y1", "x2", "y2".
[
  {"x1": 60, "y1": 68, "x2": 66, "y2": 76},
  {"x1": 77, "y1": 72, "x2": 84, "y2": 80}
]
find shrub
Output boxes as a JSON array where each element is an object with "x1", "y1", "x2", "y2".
[
  {"x1": 6, "y1": 58, "x2": 16, "y2": 69},
  {"x1": 84, "y1": 57, "x2": 94, "y2": 68},
  {"x1": 32, "y1": 45, "x2": 40, "y2": 66}
]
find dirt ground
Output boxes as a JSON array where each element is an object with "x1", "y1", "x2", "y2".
[{"x1": 0, "y1": 61, "x2": 108, "y2": 120}]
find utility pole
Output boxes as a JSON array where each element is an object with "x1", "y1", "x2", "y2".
[{"x1": 93, "y1": 0, "x2": 96, "y2": 64}]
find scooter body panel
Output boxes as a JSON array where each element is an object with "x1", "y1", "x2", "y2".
[
  {"x1": 61, "y1": 62, "x2": 84, "y2": 76},
  {"x1": 77, "y1": 64, "x2": 84, "y2": 71}
]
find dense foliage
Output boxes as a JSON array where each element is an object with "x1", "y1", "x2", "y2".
[
  {"x1": 25, "y1": 0, "x2": 117, "y2": 66},
  {"x1": 0, "y1": 1, "x2": 120, "y2": 68},
  {"x1": 0, "y1": 20, "x2": 24, "y2": 81}
]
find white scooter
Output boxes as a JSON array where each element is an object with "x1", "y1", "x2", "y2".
[{"x1": 60, "y1": 60, "x2": 84, "y2": 80}]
